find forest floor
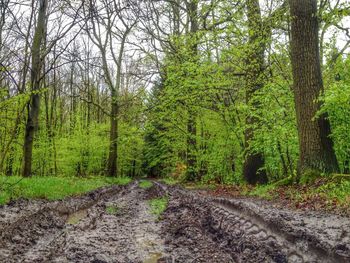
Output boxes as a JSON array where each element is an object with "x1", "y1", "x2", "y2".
[{"x1": 0, "y1": 180, "x2": 349, "y2": 263}]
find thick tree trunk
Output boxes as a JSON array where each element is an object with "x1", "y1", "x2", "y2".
[
  {"x1": 243, "y1": 0, "x2": 268, "y2": 185},
  {"x1": 289, "y1": 0, "x2": 339, "y2": 175},
  {"x1": 22, "y1": 0, "x2": 48, "y2": 177}
]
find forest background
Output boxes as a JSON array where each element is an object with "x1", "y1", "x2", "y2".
[{"x1": 0, "y1": 0, "x2": 349, "y2": 209}]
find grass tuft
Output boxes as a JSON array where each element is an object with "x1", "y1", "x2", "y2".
[
  {"x1": 139, "y1": 180, "x2": 153, "y2": 189},
  {"x1": 106, "y1": 205, "x2": 119, "y2": 215},
  {"x1": 160, "y1": 177, "x2": 178, "y2": 185},
  {"x1": 148, "y1": 196, "x2": 168, "y2": 217}
]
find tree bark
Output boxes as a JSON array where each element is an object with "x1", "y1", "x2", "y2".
[
  {"x1": 243, "y1": 0, "x2": 268, "y2": 184},
  {"x1": 22, "y1": 0, "x2": 48, "y2": 177},
  {"x1": 107, "y1": 98, "x2": 119, "y2": 177},
  {"x1": 289, "y1": 0, "x2": 339, "y2": 175}
]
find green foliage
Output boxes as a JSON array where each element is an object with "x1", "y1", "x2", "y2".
[
  {"x1": 317, "y1": 179, "x2": 350, "y2": 204},
  {"x1": 320, "y1": 56, "x2": 350, "y2": 173},
  {"x1": 0, "y1": 176, "x2": 131, "y2": 205},
  {"x1": 119, "y1": 123, "x2": 145, "y2": 177},
  {"x1": 148, "y1": 196, "x2": 168, "y2": 217},
  {"x1": 0, "y1": 86, "x2": 145, "y2": 178},
  {"x1": 139, "y1": 180, "x2": 153, "y2": 189},
  {"x1": 143, "y1": 79, "x2": 187, "y2": 177},
  {"x1": 250, "y1": 81, "x2": 298, "y2": 180}
]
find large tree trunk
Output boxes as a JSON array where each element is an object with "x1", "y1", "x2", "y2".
[
  {"x1": 289, "y1": 0, "x2": 339, "y2": 175},
  {"x1": 243, "y1": 0, "x2": 268, "y2": 185},
  {"x1": 22, "y1": 0, "x2": 48, "y2": 177}
]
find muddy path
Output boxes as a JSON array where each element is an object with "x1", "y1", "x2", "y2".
[{"x1": 0, "y1": 181, "x2": 349, "y2": 263}]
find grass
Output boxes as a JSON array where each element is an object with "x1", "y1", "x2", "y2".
[
  {"x1": 246, "y1": 184, "x2": 276, "y2": 200},
  {"x1": 159, "y1": 177, "x2": 179, "y2": 185},
  {"x1": 0, "y1": 175, "x2": 132, "y2": 205},
  {"x1": 184, "y1": 182, "x2": 217, "y2": 191},
  {"x1": 139, "y1": 180, "x2": 153, "y2": 189},
  {"x1": 148, "y1": 196, "x2": 168, "y2": 218},
  {"x1": 106, "y1": 205, "x2": 119, "y2": 215}
]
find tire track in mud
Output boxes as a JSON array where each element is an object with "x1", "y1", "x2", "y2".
[
  {"x1": 210, "y1": 198, "x2": 350, "y2": 263},
  {"x1": 210, "y1": 201, "x2": 309, "y2": 263},
  {"x1": 159, "y1": 183, "x2": 350, "y2": 263}
]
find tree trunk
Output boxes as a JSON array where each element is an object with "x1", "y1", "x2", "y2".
[
  {"x1": 243, "y1": 0, "x2": 268, "y2": 184},
  {"x1": 22, "y1": 0, "x2": 48, "y2": 177},
  {"x1": 107, "y1": 99, "x2": 119, "y2": 177},
  {"x1": 289, "y1": 0, "x2": 339, "y2": 176}
]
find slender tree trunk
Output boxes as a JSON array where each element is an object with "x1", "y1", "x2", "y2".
[
  {"x1": 107, "y1": 44, "x2": 124, "y2": 177},
  {"x1": 22, "y1": 0, "x2": 48, "y2": 177},
  {"x1": 243, "y1": 0, "x2": 268, "y2": 184},
  {"x1": 107, "y1": 98, "x2": 119, "y2": 177},
  {"x1": 289, "y1": 0, "x2": 339, "y2": 176}
]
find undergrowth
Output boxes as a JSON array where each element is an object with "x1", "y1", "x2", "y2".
[
  {"x1": 246, "y1": 177, "x2": 350, "y2": 213},
  {"x1": 0, "y1": 176, "x2": 132, "y2": 205}
]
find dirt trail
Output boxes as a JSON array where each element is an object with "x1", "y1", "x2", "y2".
[{"x1": 0, "y1": 181, "x2": 349, "y2": 263}]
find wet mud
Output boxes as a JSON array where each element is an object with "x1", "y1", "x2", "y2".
[{"x1": 0, "y1": 181, "x2": 349, "y2": 262}]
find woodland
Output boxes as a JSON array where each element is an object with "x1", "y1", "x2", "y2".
[{"x1": 0, "y1": 0, "x2": 350, "y2": 204}]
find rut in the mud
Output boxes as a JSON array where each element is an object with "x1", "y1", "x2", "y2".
[
  {"x1": 159, "y1": 184, "x2": 350, "y2": 263},
  {"x1": 0, "y1": 182, "x2": 167, "y2": 263},
  {"x1": 0, "y1": 181, "x2": 349, "y2": 263}
]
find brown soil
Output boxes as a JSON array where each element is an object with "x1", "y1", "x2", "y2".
[{"x1": 0, "y1": 181, "x2": 349, "y2": 262}]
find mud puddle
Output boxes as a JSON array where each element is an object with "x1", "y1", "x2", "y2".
[{"x1": 0, "y1": 181, "x2": 349, "y2": 262}]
